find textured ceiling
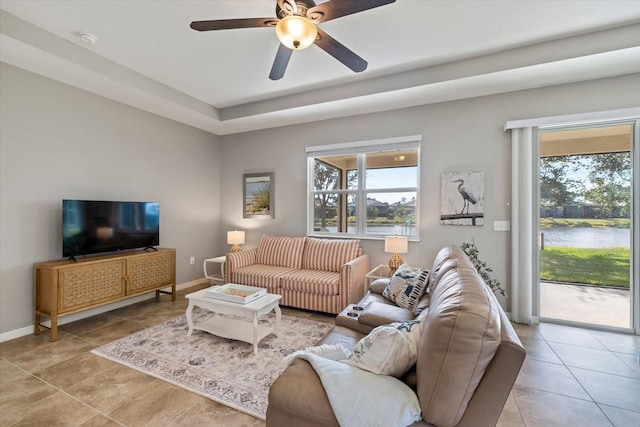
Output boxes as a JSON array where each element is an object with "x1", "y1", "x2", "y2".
[{"x1": 1, "y1": 0, "x2": 640, "y2": 135}]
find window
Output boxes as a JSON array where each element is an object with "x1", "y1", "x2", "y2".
[{"x1": 307, "y1": 136, "x2": 421, "y2": 239}]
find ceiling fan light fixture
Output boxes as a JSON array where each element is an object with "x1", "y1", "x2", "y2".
[{"x1": 275, "y1": 15, "x2": 317, "y2": 49}]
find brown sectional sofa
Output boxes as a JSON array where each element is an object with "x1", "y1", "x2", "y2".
[
  {"x1": 226, "y1": 236, "x2": 370, "y2": 314},
  {"x1": 267, "y1": 245, "x2": 525, "y2": 427}
]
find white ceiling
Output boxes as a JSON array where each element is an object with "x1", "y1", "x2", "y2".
[{"x1": 1, "y1": 0, "x2": 640, "y2": 135}]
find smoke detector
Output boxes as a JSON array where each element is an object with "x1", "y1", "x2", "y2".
[{"x1": 77, "y1": 32, "x2": 97, "y2": 44}]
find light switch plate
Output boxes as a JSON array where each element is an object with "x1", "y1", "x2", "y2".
[{"x1": 493, "y1": 221, "x2": 511, "y2": 231}]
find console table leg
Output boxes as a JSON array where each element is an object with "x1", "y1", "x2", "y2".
[
  {"x1": 34, "y1": 312, "x2": 41, "y2": 336},
  {"x1": 50, "y1": 316, "x2": 58, "y2": 342}
]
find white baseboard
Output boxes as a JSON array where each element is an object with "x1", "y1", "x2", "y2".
[{"x1": 0, "y1": 279, "x2": 208, "y2": 343}]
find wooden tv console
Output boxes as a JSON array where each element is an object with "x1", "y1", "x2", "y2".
[{"x1": 34, "y1": 248, "x2": 176, "y2": 341}]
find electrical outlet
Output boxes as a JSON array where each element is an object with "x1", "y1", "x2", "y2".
[{"x1": 190, "y1": 256, "x2": 195, "y2": 265}]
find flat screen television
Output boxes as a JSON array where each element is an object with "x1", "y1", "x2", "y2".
[{"x1": 63, "y1": 199, "x2": 159, "y2": 259}]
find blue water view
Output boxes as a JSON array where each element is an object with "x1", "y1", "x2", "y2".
[{"x1": 542, "y1": 227, "x2": 630, "y2": 249}]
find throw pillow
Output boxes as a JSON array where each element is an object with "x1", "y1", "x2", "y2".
[
  {"x1": 383, "y1": 263, "x2": 430, "y2": 311},
  {"x1": 343, "y1": 318, "x2": 425, "y2": 377}
]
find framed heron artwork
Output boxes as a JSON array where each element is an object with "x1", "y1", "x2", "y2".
[{"x1": 440, "y1": 171, "x2": 484, "y2": 226}]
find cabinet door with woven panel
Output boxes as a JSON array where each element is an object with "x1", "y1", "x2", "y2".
[
  {"x1": 59, "y1": 260, "x2": 126, "y2": 314},
  {"x1": 126, "y1": 251, "x2": 174, "y2": 295}
]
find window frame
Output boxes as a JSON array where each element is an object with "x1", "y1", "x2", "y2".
[{"x1": 306, "y1": 135, "x2": 421, "y2": 241}]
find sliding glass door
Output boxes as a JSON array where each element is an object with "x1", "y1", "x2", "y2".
[{"x1": 537, "y1": 123, "x2": 636, "y2": 331}]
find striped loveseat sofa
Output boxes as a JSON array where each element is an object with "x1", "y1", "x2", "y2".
[{"x1": 226, "y1": 236, "x2": 370, "y2": 314}]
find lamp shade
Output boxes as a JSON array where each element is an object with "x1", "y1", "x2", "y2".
[
  {"x1": 275, "y1": 15, "x2": 317, "y2": 49},
  {"x1": 227, "y1": 230, "x2": 245, "y2": 245},
  {"x1": 384, "y1": 235, "x2": 408, "y2": 254}
]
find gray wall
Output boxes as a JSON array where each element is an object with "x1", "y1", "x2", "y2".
[
  {"x1": 219, "y1": 73, "x2": 640, "y2": 310},
  {"x1": 0, "y1": 64, "x2": 221, "y2": 335},
  {"x1": 2, "y1": 60, "x2": 639, "y2": 337}
]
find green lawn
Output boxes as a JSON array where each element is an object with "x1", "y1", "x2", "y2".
[
  {"x1": 540, "y1": 246, "x2": 630, "y2": 288},
  {"x1": 540, "y1": 218, "x2": 630, "y2": 228}
]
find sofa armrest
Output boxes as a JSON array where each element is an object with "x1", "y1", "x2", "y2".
[
  {"x1": 359, "y1": 301, "x2": 416, "y2": 327},
  {"x1": 226, "y1": 248, "x2": 257, "y2": 283},
  {"x1": 369, "y1": 278, "x2": 389, "y2": 295},
  {"x1": 341, "y1": 254, "x2": 370, "y2": 304}
]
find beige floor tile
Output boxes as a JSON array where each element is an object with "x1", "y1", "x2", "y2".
[
  {"x1": 570, "y1": 367, "x2": 640, "y2": 412},
  {"x1": 5, "y1": 336, "x2": 95, "y2": 372},
  {"x1": 65, "y1": 362, "x2": 157, "y2": 412},
  {"x1": 170, "y1": 398, "x2": 265, "y2": 427},
  {"x1": 79, "y1": 319, "x2": 149, "y2": 345},
  {"x1": 279, "y1": 307, "x2": 313, "y2": 319},
  {"x1": 511, "y1": 323, "x2": 543, "y2": 340},
  {"x1": 589, "y1": 329, "x2": 640, "y2": 355},
  {"x1": 108, "y1": 299, "x2": 158, "y2": 318},
  {"x1": 0, "y1": 358, "x2": 30, "y2": 384},
  {"x1": 60, "y1": 312, "x2": 124, "y2": 335},
  {"x1": 8, "y1": 390, "x2": 100, "y2": 426},
  {"x1": 309, "y1": 312, "x2": 337, "y2": 324},
  {"x1": 124, "y1": 305, "x2": 188, "y2": 327},
  {"x1": 35, "y1": 351, "x2": 118, "y2": 389},
  {"x1": 614, "y1": 352, "x2": 640, "y2": 375},
  {"x1": 106, "y1": 380, "x2": 202, "y2": 427},
  {"x1": 536, "y1": 323, "x2": 607, "y2": 349},
  {"x1": 515, "y1": 358, "x2": 591, "y2": 400},
  {"x1": 78, "y1": 414, "x2": 126, "y2": 426},
  {"x1": 519, "y1": 336, "x2": 562, "y2": 364},
  {"x1": 0, "y1": 375, "x2": 58, "y2": 424},
  {"x1": 513, "y1": 386, "x2": 612, "y2": 427},
  {"x1": 496, "y1": 391, "x2": 525, "y2": 427},
  {"x1": 598, "y1": 404, "x2": 640, "y2": 427},
  {"x1": 549, "y1": 342, "x2": 640, "y2": 379},
  {"x1": 4, "y1": 281, "x2": 638, "y2": 427},
  {"x1": 0, "y1": 329, "x2": 73, "y2": 359}
]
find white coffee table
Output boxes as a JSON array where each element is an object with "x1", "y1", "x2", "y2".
[{"x1": 185, "y1": 287, "x2": 282, "y2": 355}]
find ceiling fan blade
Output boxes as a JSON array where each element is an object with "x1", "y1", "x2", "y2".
[
  {"x1": 190, "y1": 18, "x2": 277, "y2": 31},
  {"x1": 269, "y1": 44, "x2": 294, "y2": 80},
  {"x1": 314, "y1": 28, "x2": 367, "y2": 73},
  {"x1": 308, "y1": 0, "x2": 396, "y2": 23}
]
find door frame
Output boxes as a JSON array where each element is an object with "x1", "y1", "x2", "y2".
[{"x1": 506, "y1": 107, "x2": 640, "y2": 335}]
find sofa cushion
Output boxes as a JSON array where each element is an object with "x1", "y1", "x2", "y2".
[
  {"x1": 302, "y1": 238, "x2": 360, "y2": 272},
  {"x1": 256, "y1": 235, "x2": 306, "y2": 269},
  {"x1": 417, "y1": 266, "x2": 501, "y2": 427},
  {"x1": 383, "y1": 263, "x2": 430, "y2": 311},
  {"x1": 231, "y1": 264, "x2": 294, "y2": 292},
  {"x1": 280, "y1": 270, "x2": 340, "y2": 295},
  {"x1": 344, "y1": 318, "x2": 424, "y2": 377},
  {"x1": 428, "y1": 245, "x2": 475, "y2": 292}
]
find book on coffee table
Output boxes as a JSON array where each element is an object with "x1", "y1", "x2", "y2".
[{"x1": 204, "y1": 283, "x2": 266, "y2": 304}]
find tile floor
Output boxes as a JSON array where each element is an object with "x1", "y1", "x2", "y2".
[{"x1": 1, "y1": 282, "x2": 639, "y2": 427}]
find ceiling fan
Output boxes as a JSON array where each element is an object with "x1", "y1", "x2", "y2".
[{"x1": 190, "y1": 0, "x2": 396, "y2": 80}]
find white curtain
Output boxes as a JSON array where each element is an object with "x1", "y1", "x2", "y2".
[{"x1": 510, "y1": 127, "x2": 535, "y2": 324}]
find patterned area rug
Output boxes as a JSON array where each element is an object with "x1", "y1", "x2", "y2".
[{"x1": 91, "y1": 309, "x2": 333, "y2": 420}]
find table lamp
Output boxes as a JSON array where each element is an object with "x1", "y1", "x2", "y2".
[
  {"x1": 385, "y1": 235, "x2": 408, "y2": 273},
  {"x1": 227, "y1": 230, "x2": 245, "y2": 252}
]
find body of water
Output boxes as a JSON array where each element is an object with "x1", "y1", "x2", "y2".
[
  {"x1": 319, "y1": 224, "x2": 415, "y2": 235},
  {"x1": 542, "y1": 227, "x2": 630, "y2": 249}
]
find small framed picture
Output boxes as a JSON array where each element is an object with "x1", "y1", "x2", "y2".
[{"x1": 243, "y1": 172, "x2": 274, "y2": 219}]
